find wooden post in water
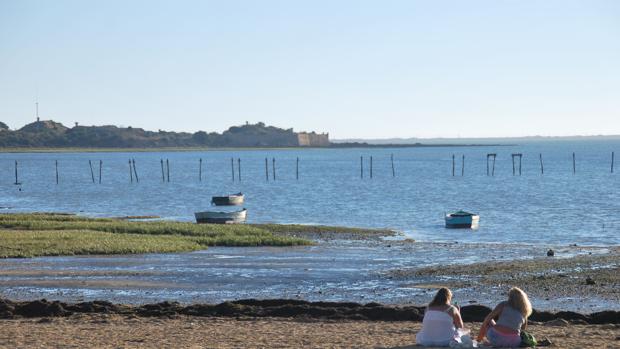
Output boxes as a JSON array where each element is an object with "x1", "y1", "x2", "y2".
[
  {"x1": 511, "y1": 154, "x2": 522, "y2": 176},
  {"x1": 99, "y1": 160, "x2": 102, "y2": 184},
  {"x1": 452, "y1": 154, "x2": 455, "y2": 176},
  {"x1": 160, "y1": 159, "x2": 165, "y2": 182},
  {"x1": 129, "y1": 160, "x2": 133, "y2": 183},
  {"x1": 296, "y1": 157, "x2": 299, "y2": 180},
  {"x1": 132, "y1": 159, "x2": 139, "y2": 183},
  {"x1": 486, "y1": 155, "x2": 489, "y2": 176},
  {"x1": 461, "y1": 155, "x2": 465, "y2": 176},
  {"x1": 486, "y1": 154, "x2": 497, "y2": 176},
  {"x1": 88, "y1": 160, "x2": 95, "y2": 183},
  {"x1": 539, "y1": 154, "x2": 544, "y2": 175},
  {"x1": 272, "y1": 158, "x2": 276, "y2": 180},
  {"x1": 55, "y1": 160, "x2": 59, "y2": 184},
  {"x1": 370, "y1": 156, "x2": 373, "y2": 179},
  {"x1": 230, "y1": 158, "x2": 235, "y2": 181},
  {"x1": 14, "y1": 161, "x2": 19, "y2": 185},
  {"x1": 166, "y1": 159, "x2": 170, "y2": 182},
  {"x1": 265, "y1": 158, "x2": 269, "y2": 181},
  {"x1": 237, "y1": 158, "x2": 241, "y2": 181},
  {"x1": 572, "y1": 152, "x2": 576, "y2": 174},
  {"x1": 391, "y1": 154, "x2": 395, "y2": 177},
  {"x1": 199, "y1": 158, "x2": 202, "y2": 181},
  {"x1": 360, "y1": 156, "x2": 363, "y2": 179},
  {"x1": 611, "y1": 152, "x2": 615, "y2": 173}
]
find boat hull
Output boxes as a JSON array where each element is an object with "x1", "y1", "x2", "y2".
[
  {"x1": 195, "y1": 209, "x2": 247, "y2": 224},
  {"x1": 445, "y1": 214, "x2": 479, "y2": 229},
  {"x1": 211, "y1": 193, "x2": 244, "y2": 206}
]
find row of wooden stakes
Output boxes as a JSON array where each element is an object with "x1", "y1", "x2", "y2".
[
  {"x1": 8, "y1": 152, "x2": 617, "y2": 185},
  {"x1": 452, "y1": 152, "x2": 616, "y2": 176},
  {"x1": 10, "y1": 157, "x2": 298, "y2": 185}
]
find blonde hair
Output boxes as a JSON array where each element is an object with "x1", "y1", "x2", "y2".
[
  {"x1": 508, "y1": 287, "x2": 532, "y2": 318},
  {"x1": 429, "y1": 287, "x2": 452, "y2": 307}
]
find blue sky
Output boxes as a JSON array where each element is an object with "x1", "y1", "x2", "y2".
[{"x1": 1, "y1": 0, "x2": 619, "y2": 138}]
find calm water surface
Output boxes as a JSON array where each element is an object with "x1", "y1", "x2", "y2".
[{"x1": 1, "y1": 140, "x2": 618, "y2": 245}]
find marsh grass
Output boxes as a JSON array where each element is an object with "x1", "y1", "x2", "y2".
[
  {"x1": 250, "y1": 223, "x2": 397, "y2": 236},
  {"x1": 0, "y1": 213, "x2": 395, "y2": 258},
  {"x1": 0, "y1": 213, "x2": 311, "y2": 257},
  {"x1": 0, "y1": 229, "x2": 203, "y2": 258}
]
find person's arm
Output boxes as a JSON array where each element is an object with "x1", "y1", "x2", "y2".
[
  {"x1": 481, "y1": 304, "x2": 502, "y2": 329},
  {"x1": 477, "y1": 303, "x2": 504, "y2": 341},
  {"x1": 521, "y1": 317, "x2": 528, "y2": 331},
  {"x1": 451, "y1": 307, "x2": 464, "y2": 329}
]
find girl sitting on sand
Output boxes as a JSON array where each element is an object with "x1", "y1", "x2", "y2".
[
  {"x1": 415, "y1": 287, "x2": 464, "y2": 347},
  {"x1": 477, "y1": 287, "x2": 532, "y2": 347}
]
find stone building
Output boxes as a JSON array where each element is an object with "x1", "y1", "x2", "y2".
[{"x1": 297, "y1": 132, "x2": 329, "y2": 147}]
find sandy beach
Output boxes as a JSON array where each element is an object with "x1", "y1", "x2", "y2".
[{"x1": 1, "y1": 314, "x2": 619, "y2": 349}]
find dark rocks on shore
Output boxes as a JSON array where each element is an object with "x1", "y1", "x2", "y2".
[
  {"x1": 547, "y1": 249, "x2": 555, "y2": 257},
  {"x1": 459, "y1": 305, "x2": 492, "y2": 322},
  {"x1": 0, "y1": 298, "x2": 618, "y2": 324}
]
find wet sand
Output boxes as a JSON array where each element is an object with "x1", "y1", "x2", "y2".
[
  {"x1": 389, "y1": 246, "x2": 620, "y2": 311},
  {"x1": 2, "y1": 241, "x2": 615, "y2": 311},
  {"x1": 1, "y1": 315, "x2": 619, "y2": 349},
  {"x1": 0, "y1": 240, "x2": 618, "y2": 347}
]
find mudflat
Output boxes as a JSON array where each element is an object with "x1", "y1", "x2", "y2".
[
  {"x1": 389, "y1": 246, "x2": 620, "y2": 310},
  {"x1": 1, "y1": 315, "x2": 619, "y2": 349}
]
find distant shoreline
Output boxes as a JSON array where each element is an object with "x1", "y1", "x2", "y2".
[
  {"x1": 334, "y1": 134, "x2": 620, "y2": 145},
  {"x1": 0, "y1": 143, "x2": 507, "y2": 153},
  {"x1": 329, "y1": 142, "x2": 508, "y2": 148}
]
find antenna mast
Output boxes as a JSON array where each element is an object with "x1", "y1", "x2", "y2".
[{"x1": 35, "y1": 89, "x2": 39, "y2": 121}]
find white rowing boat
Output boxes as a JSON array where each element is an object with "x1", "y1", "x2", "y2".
[{"x1": 195, "y1": 208, "x2": 247, "y2": 224}]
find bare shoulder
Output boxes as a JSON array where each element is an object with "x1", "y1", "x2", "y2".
[
  {"x1": 492, "y1": 301, "x2": 507, "y2": 314},
  {"x1": 428, "y1": 304, "x2": 451, "y2": 312}
]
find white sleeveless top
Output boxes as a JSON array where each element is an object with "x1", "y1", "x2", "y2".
[{"x1": 415, "y1": 309, "x2": 457, "y2": 347}]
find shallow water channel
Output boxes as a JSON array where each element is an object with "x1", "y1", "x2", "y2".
[{"x1": 0, "y1": 239, "x2": 613, "y2": 313}]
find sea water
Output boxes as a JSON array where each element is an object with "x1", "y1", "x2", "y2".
[
  {"x1": 0, "y1": 140, "x2": 618, "y2": 310},
  {"x1": 1, "y1": 139, "x2": 618, "y2": 245}
]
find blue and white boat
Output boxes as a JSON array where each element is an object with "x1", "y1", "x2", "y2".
[{"x1": 445, "y1": 210, "x2": 479, "y2": 229}]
